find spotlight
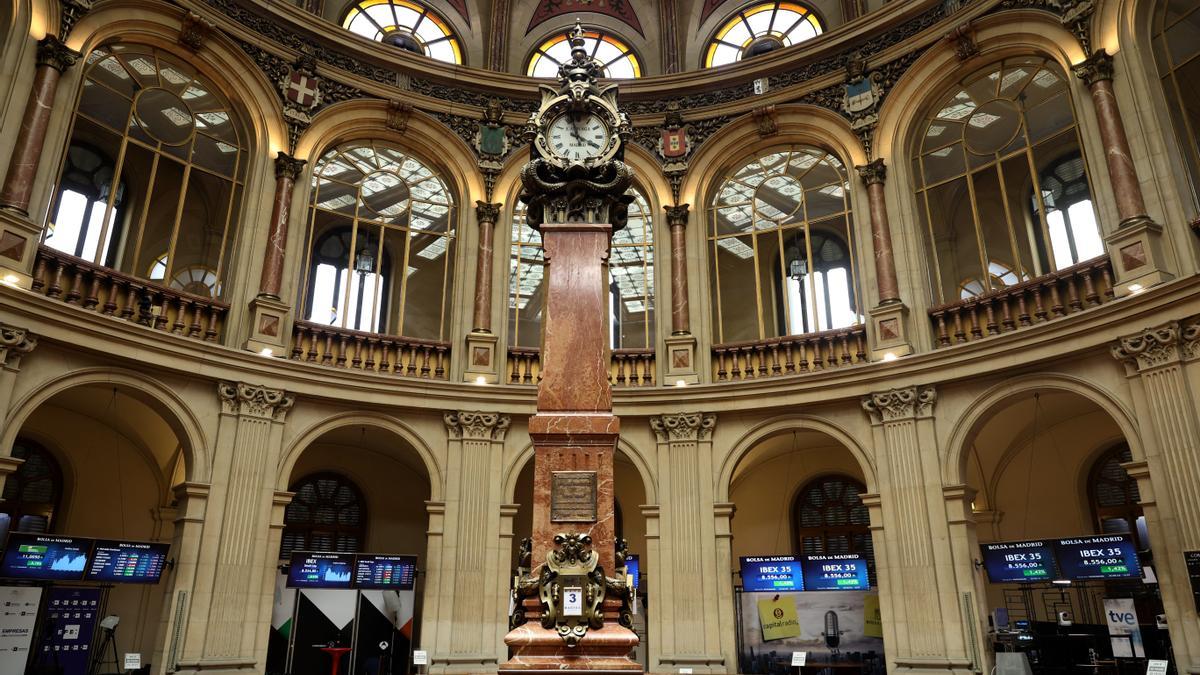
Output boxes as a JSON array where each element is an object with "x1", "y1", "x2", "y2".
[
  {"x1": 674, "y1": 380, "x2": 687, "y2": 387},
  {"x1": 475, "y1": 375, "x2": 488, "y2": 385},
  {"x1": 882, "y1": 352, "x2": 898, "y2": 362},
  {"x1": 1128, "y1": 283, "x2": 1145, "y2": 295},
  {"x1": 259, "y1": 348, "x2": 274, "y2": 357},
  {"x1": 1, "y1": 274, "x2": 19, "y2": 286}
]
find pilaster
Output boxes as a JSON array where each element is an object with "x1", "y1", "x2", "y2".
[
  {"x1": 648, "y1": 413, "x2": 726, "y2": 673},
  {"x1": 1111, "y1": 322, "x2": 1200, "y2": 670},
  {"x1": 862, "y1": 387, "x2": 974, "y2": 675},
  {"x1": 429, "y1": 411, "x2": 510, "y2": 673},
  {"x1": 151, "y1": 482, "x2": 211, "y2": 675},
  {"x1": 0, "y1": 323, "x2": 36, "y2": 494}
]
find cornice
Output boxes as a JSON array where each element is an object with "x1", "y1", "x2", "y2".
[{"x1": 4, "y1": 274, "x2": 1200, "y2": 417}]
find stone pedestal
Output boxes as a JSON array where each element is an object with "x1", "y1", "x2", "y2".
[
  {"x1": 0, "y1": 209, "x2": 44, "y2": 288},
  {"x1": 662, "y1": 334, "x2": 698, "y2": 385},
  {"x1": 867, "y1": 301, "x2": 912, "y2": 359},
  {"x1": 1104, "y1": 219, "x2": 1174, "y2": 295},
  {"x1": 245, "y1": 295, "x2": 292, "y2": 356},
  {"x1": 464, "y1": 330, "x2": 500, "y2": 383}
]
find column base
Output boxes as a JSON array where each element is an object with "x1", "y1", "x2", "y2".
[
  {"x1": 244, "y1": 295, "x2": 292, "y2": 356},
  {"x1": 501, "y1": 623, "x2": 641, "y2": 673},
  {"x1": 868, "y1": 301, "x2": 913, "y2": 360},
  {"x1": 0, "y1": 208, "x2": 43, "y2": 288},
  {"x1": 464, "y1": 330, "x2": 500, "y2": 383},
  {"x1": 1105, "y1": 217, "x2": 1174, "y2": 296},
  {"x1": 663, "y1": 333, "x2": 699, "y2": 385}
]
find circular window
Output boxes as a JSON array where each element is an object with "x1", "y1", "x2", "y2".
[
  {"x1": 963, "y1": 99, "x2": 1022, "y2": 154},
  {"x1": 360, "y1": 170, "x2": 411, "y2": 217},
  {"x1": 755, "y1": 174, "x2": 805, "y2": 222},
  {"x1": 134, "y1": 87, "x2": 195, "y2": 146}
]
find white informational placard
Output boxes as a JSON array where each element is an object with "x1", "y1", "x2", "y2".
[
  {"x1": 413, "y1": 650, "x2": 428, "y2": 665},
  {"x1": 124, "y1": 653, "x2": 142, "y2": 669},
  {"x1": 791, "y1": 652, "x2": 808, "y2": 667},
  {"x1": 0, "y1": 586, "x2": 41, "y2": 675},
  {"x1": 563, "y1": 587, "x2": 583, "y2": 616},
  {"x1": 1146, "y1": 660, "x2": 1169, "y2": 675}
]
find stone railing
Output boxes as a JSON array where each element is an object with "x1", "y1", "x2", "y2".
[
  {"x1": 712, "y1": 325, "x2": 868, "y2": 382},
  {"x1": 928, "y1": 256, "x2": 1115, "y2": 347},
  {"x1": 31, "y1": 245, "x2": 228, "y2": 341},
  {"x1": 290, "y1": 321, "x2": 449, "y2": 379},
  {"x1": 505, "y1": 347, "x2": 657, "y2": 387}
]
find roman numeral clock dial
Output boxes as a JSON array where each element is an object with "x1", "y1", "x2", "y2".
[{"x1": 547, "y1": 112, "x2": 610, "y2": 163}]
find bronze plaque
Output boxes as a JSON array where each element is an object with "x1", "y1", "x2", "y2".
[{"x1": 551, "y1": 471, "x2": 598, "y2": 522}]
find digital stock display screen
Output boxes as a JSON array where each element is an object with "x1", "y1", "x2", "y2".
[
  {"x1": 740, "y1": 556, "x2": 804, "y2": 592},
  {"x1": 85, "y1": 540, "x2": 170, "y2": 583},
  {"x1": 0, "y1": 533, "x2": 92, "y2": 580},
  {"x1": 287, "y1": 552, "x2": 355, "y2": 588},
  {"x1": 353, "y1": 554, "x2": 417, "y2": 590},
  {"x1": 800, "y1": 554, "x2": 870, "y2": 591},
  {"x1": 980, "y1": 540, "x2": 1058, "y2": 583},
  {"x1": 626, "y1": 554, "x2": 640, "y2": 589},
  {"x1": 1053, "y1": 534, "x2": 1141, "y2": 580}
]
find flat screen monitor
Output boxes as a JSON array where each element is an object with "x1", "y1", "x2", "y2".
[
  {"x1": 353, "y1": 554, "x2": 417, "y2": 590},
  {"x1": 0, "y1": 533, "x2": 92, "y2": 581},
  {"x1": 625, "y1": 554, "x2": 639, "y2": 589},
  {"x1": 740, "y1": 556, "x2": 803, "y2": 592},
  {"x1": 85, "y1": 540, "x2": 170, "y2": 583},
  {"x1": 800, "y1": 554, "x2": 870, "y2": 590},
  {"x1": 980, "y1": 540, "x2": 1058, "y2": 583},
  {"x1": 1053, "y1": 534, "x2": 1141, "y2": 580},
  {"x1": 287, "y1": 551, "x2": 355, "y2": 589}
]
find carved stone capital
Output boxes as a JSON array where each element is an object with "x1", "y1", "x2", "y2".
[
  {"x1": 664, "y1": 203, "x2": 690, "y2": 229},
  {"x1": 475, "y1": 201, "x2": 502, "y2": 224},
  {"x1": 1111, "y1": 321, "x2": 1185, "y2": 371},
  {"x1": 1073, "y1": 49, "x2": 1114, "y2": 87},
  {"x1": 0, "y1": 324, "x2": 37, "y2": 370},
  {"x1": 180, "y1": 12, "x2": 215, "y2": 51},
  {"x1": 36, "y1": 35, "x2": 80, "y2": 73},
  {"x1": 274, "y1": 151, "x2": 306, "y2": 181},
  {"x1": 218, "y1": 382, "x2": 295, "y2": 420},
  {"x1": 862, "y1": 386, "x2": 936, "y2": 423},
  {"x1": 444, "y1": 410, "x2": 511, "y2": 440},
  {"x1": 752, "y1": 105, "x2": 778, "y2": 137},
  {"x1": 387, "y1": 100, "x2": 414, "y2": 132},
  {"x1": 855, "y1": 158, "x2": 887, "y2": 186},
  {"x1": 650, "y1": 412, "x2": 716, "y2": 442}
]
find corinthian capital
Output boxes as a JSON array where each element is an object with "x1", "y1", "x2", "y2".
[
  {"x1": 663, "y1": 204, "x2": 690, "y2": 229},
  {"x1": 36, "y1": 35, "x2": 80, "y2": 72},
  {"x1": 862, "y1": 385, "x2": 936, "y2": 423},
  {"x1": 1111, "y1": 321, "x2": 1184, "y2": 371},
  {"x1": 0, "y1": 323, "x2": 37, "y2": 369},
  {"x1": 274, "y1": 152, "x2": 306, "y2": 181},
  {"x1": 445, "y1": 410, "x2": 511, "y2": 440},
  {"x1": 1073, "y1": 49, "x2": 1114, "y2": 87},
  {"x1": 650, "y1": 412, "x2": 716, "y2": 442},
  {"x1": 855, "y1": 159, "x2": 887, "y2": 186},
  {"x1": 218, "y1": 382, "x2": 295, "y2": 420},
  {"x1": 475, "y1": 201, "x2": 502, "y2": 224}
]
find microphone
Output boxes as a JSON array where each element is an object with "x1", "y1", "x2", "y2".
[{"x1": 823, "y1": 610, "x2": 841, "y2": 649}]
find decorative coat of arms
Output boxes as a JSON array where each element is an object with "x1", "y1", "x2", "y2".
[
  {"x1": 476, "y1": 98, "x2": 510, "y2": 157},
  {"x1": 658, "y1": 102, "x2": 690, "y2": 172},
  {"x1": 842, "y1": 52, "x2": 882, "y2": 131},
  {"x1": 278, "y1": 51, "x2": 323, "y2": 129}
]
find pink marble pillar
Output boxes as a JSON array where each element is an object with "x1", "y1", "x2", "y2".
[
  {"x1": 856, "y1": 159, "x2": 902, "y2": 304},
  {"x1": 1073, "y1": 50, "x2": 1150, "y2": 226},
  {"x1": 257, "y1": 152, "x2": 305, "y2": 299},
  {"x1": 0, "y1": 36, "x2": 79, "y2": 214},
  {"x1": 472, "y1": 201, "x2": 500, "y2": 332},
  {"x1": 664, "y1": 204, "x2": 691, "y2": 335}
]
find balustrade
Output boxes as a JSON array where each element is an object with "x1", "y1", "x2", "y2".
[
  {"x1": 31, "y1": 245, "x2": 227, "y2": 341},
  {"x1": 929, "y1": 256, "x2": 1115, "y2": 347},
  {"x1": 505, "y1": 347, "x2": 656, "y2": 387},
  {"x1": 290, "y1": 321, "x2": 449, "y2": 379},
  {"x1": 712, "y1": 325, "x2": 867, "y2": 382}
]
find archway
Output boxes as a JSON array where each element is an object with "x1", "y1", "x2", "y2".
[
  {"x1": 727, "y1": 427, "x2": 884, "y2": 675},
  {"x1": 269, "y1": 422, "x2": 433, "y2": 675}
]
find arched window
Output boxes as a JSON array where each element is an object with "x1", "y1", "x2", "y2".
[
  {"x1": 527, "y1": 29, "x2": 641, "y2": 79},
  {"x1": 792, "y1": 475, "x2": 874, "y2": 577},
  {"x1": 708, "y1": 147, "x2": 861, "y2": 343},
  {"x1": 343, "y1": 0, "x2": 463, "y2": 64},
  {"x1": 46, "y1": 44, "x2": 247, "y2": 299},
  {"x1": 281, "y1": 472, "x2": 367, "y2": 559},
  {"x1": 509, "y1": 186, "x2": 652, "y2": 349},
  {"x1": 301, "y1": 141, "x2": 456, "y2": 339},
  {"x1": 0, "y1": 440, "x2": 64, "y2": 542},
  {"x1": 705, "y1": 2, "x2": 823, "y2": 68},
  {"x1": 914, "y1": 56, "x2": 1100, "y2": 305},
  {"x1": 1088, "y1": 444, "x2": 1148, "y2": 549},
  {"x1": 1153, "y1": 1, "x2": 1200, "y2": 208}
]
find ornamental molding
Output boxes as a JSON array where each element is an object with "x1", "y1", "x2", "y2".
[
  {"x1": 664, "y1": 203, "x2": 690, "y2": 229},
  {"x1": 217, "y1": 381, "x2": 295, "y2": 420},
  {"x1": 862, "y1": 386, "x2": 937, "y2": 423},
  {"x1": 444, "y1": 410, "x2": 511, "y2": 440},
  {"x1": 856, "y1": 159, "x2": 887, "y2": 186},
  {"x1": 1111, "y1": 322, "x2": 1188, "y2": 372},
  {"x1": 650, "y1": 412, "x2": 716, "y2": 442},
  {"x1": 180, "y1": 12, "x2": 216, "y2": 51},
  {"x1": 59, "y1": 0, "x2": 93, "y2": 39},
  {"x1": 0, "y1": 324, "x2": 37, "y2": 369}
]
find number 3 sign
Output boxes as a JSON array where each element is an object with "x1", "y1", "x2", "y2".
[{"x1": 563, "y1": 587, "x2": 583, "y2": 616}]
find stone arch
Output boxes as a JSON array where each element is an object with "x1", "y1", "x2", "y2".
[
  {"x1": 2, "y1": 367, "x2": 210, "y2": 482},
  {"x1": 942, "y1": 372, "x2": 1143, "y2": 487},
  {"x1": 279, "y1": 410, "x2": 444, "y2": 500},
  {"x1": 716, "y1": 413, "x2": 876, "y2": 502},
  {"x1": 502, "y1": 436, "x2": 657, "y2": 505}
]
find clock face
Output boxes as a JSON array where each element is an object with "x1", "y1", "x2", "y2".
[{"x1": 546, "y1": 112, "x2": 610, "y2": 162}]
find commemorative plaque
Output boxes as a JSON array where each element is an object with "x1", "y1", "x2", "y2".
[{"x1": 551, "y1": 471, "x2": 598, "y2": 522}]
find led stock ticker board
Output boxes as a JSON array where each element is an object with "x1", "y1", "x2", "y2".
[
  {"x1": 739, "y1": 554, "x2": 870, "y2": 592},
  {"x1": 287, "y1": 551, "x2": 356, "y2": 588},
  {"x1": 85, "y1": 540, "x2": 170, "y2": 583},
  {"x1": 287, "y1": 551, "x2": 421, "y2": 589},
  {"x1": 980, "y1": 533, "x2": 1141, "y2": 583},
  {"x1": 0, "y1": 534, "x2": 92, "y2": 581},
  {"x1": 353, "y1": 554, "x2": 417, "y2": 590}
]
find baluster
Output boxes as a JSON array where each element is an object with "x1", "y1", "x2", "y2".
[
  {"x1": 322, "y1": 332, "x2": 334, "y2": 364},
  {"x1": 377, "y1": 339, "x2": 391, "y2": 372},
  {"x1": 715, "y1": 348, "x2": 728, "y2": 381},
  {"x1": 1048, "y1": 281, "x2": 1064, "y2": 317},
  {"x1": 291, "y1": 328, "x2": 304, "y2": 360},
  {"x1": 435, "y1": 346, "x2": 447, "y2": 379},
  {"x1": 767, "y1": 343, "x2": 780, "y2": 375},
  {"x1": 207, "y1": 308, "x2": 222, "y2": 341},
  {"x1": 154, "y1": 292, "x2": 170, "y2": 330},
  {"x1": 405, "y1": 346, "x2": 418, "y2": 376},
  {"x1": 811, "y1": 338, "x2": 824, "y2": 371},
  {"x1": 839, "y1": 334, "x2": 852, "y2": 364},
  {"x1": 998, "y1": 295, "x2": 1014, "y2": 332},
  {"x1": 952, "y1": 308, "x2": 966, "y2": 343},
  {"x1": 1031, "y1": 287, "x2": 1047, "y2": 322},
  {"x1": 335, "y1": 336, "x2": 348, "y2": 367},
  {"x1": 615, "y1": 354, "x2": 627, "y2": 386},
  {"x1": 729, "y1": 349, "x2": 743, "y2": 380},
  {"x1": 119, "y1": 281, "x2": 135, "y2": 320},
  {"x1": 84, "y1": 272, "x2": 101, "y2": 309},
  {"x1": 522, "y1": 354, "x2": 533, "y2": 384},
  {"x1": 854, "y1": 331, "x2": 865, "y2": 363},
  {"x1": 797, "y1": 341, "x2": 809, "y2": 372},
  {"x1": 783, "y1": 340, "x2": 796, "y2": 373},
  {"x1": 172, "y1": 297, "x2": 187, "y2": 334},
  {"x1": 1082, "y1": 268, "x2": 1099, "y2": 306},
  {"x1": 642, "y1": 355, "x2": 652, "y2": 385},
  {"x1": 1016, "y1": 291, "x2": 1031, "y2": 326},
  {"x1": 31, "y1": 254, "x2": 46, "y2": 292},
  {"x1": 934, "y1": 313, "x2": 950, "y2": 347},
  {"x1": 1065, "y1": 275, "x2": 1082, "y2": 312},
  {"x1": 743, "y1": 346, "x2": 756, "y2": 379},
  {"x1": 1101, "y1": 266, "x2": 1115, "y2": 300},
  {"x1": 756, "y1": 344, "x2": 768, "y2": 376},
  {"x1": 983, "y1": 298, "x2": 998, "y2": 335},
  {"x1": 510, "y1": 352, "x2": 521, "y2": 383},
  {"x1": 47, "y1": 259, "x2": 64, "y2": 298},
  {"x1": 101, "y1": 277, "x2": 119, "y2": 315},
  {"x1": 419, "y1": 345, "x2": 431, "y2": 377},
  {"x1": 362, "y1": 338, "x2": 376, "y2": 371},
  {"x1": 190, "y1": 304, "x2": 203, "y2": 338},
  {"x1": 825, "y1": 335, "x2": 838, "y2": 368},
  {"x1": 65, "y1": 265, "x2": 83, "y2": 304},
  {"x1": 351, "y1": 337, "x2": 363, "y2": 369}
]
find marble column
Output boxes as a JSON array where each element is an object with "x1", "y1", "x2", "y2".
[
  {"x1": 1073, "y1": 51, "x2": 1148, "y2": 227},
  {"x1": 428, "y1": 411, "x2": 510, "y2": 673},
  {"x1": 175, "y1": 383, "x2": 294, "y2": 675},
  {"x1": 1111, "y1": 322, "x2": 1200, "y2": 669},
  {"x1": 473, "y1": 203, "x2": 501, "y2": 332},
  {"x1": 257, "y1": 153, "x2": 306, "y2": 300},
  {"x1": 663, "y1": 205, "x2": 699, "y2": 383},
  {"x1": 0, "y1": 36, "x2": 79, "y2": 214},
  {"x1": 862, "y1": 387, "x2": 975, "y2": 675},
  {"x1": 0, "y1": 324, "x2": 36, "y2": 493},
  {"x1": 647, "y1": 413, "x2": 727, "y2": 673},
  {"x1": 855, "y1": 160, "x2": 901, "y2": 305}
]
